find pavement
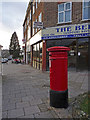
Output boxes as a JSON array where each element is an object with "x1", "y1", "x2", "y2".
[
  {"x1": 2, "y1": 61, "x2": 88, "y2": 119},
  {"x1": 0, "y1": 75, "x2": 2, "y2": 120},
  {"x1": 0, "y1": 60, "x2": 2, "y2": 120}
]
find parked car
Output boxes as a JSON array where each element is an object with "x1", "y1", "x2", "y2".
[
  {"x1": 2, "y1": 58, "x2": 8, "y2": 63},
  {"x1": 8, "y1": 55, "x2": 12, "y2": 60},
  {"x1": 12, "y1": 59, "x2": 21, "y2": 64},
  {"x1": 8, "y1": 58, "x2": 12, "y2": 60}
]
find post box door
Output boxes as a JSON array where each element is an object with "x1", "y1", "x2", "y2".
[{"x1": 50, "y1": 58, "x2": 68, "y2": 91}]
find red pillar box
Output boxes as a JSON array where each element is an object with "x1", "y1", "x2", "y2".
[{"x1": 47, "y1": 46, "x2": 70, "y2": 108}]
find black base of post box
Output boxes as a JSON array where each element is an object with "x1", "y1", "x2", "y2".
[{"x1": 50, "y1": 89, "x2": 68, "y2": 108}]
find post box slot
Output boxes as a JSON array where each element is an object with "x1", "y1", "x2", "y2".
[{"x1": 49, "y1": 55, "x2": 52, "y2": 56}]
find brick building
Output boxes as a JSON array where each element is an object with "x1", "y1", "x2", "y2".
[
  {"x1": 0, "y1": 45, "x2": 3, "y2": 75},
  {"x1": 23, "y1": 0, "x2": 90, "y2": 71}
]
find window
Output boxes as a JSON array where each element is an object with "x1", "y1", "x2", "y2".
[
  {"x1": 38, "y1": 12, "x2": 42, "y2": 22},
  {"x1": 25, "y1": 23, "x2": 27, "y2": 29},
  {"x1": 36, "y1": 0, "x2": 37, "y2": 9},
  {"x1": 33, "y1": 44, "x2": 37, "y2": 68},
  {"x1": 27, "y1": 16, "x2": 29, "y2": 25},
  {"x1": 38, "y1": 0, "x2": 41, "y2": 3},
  {"x1": 30, "y1": 11, "x2": 31, "y2": 20},
  {"x1": 28, "y1": 26, "x2": 31, "y2": 39},
  {"x1": 83, "y1": 0, "x2": 90, "y2": 20},
  {"x1": 33, "y1": 42, "x2": 42, "y2": 70},
  {"x1": 38, "y1": 13, "x2": 42, "y2": 30},
  {"x1": 33, "y1": 21, "x2": 34, "y2": 35},
  {"x1": 33, "y1": 3, "x2": 35, "y2": 14},
  {"x1": 58, "y1": 2, "x2": 72, "y2": 23},
  {"x1": 25, "y1": 34, "x2": 26, "y2": 41},
  {"x1": 35, "y1": 19, "x2": 38, "y2": 33},
  {"x1": 23, "y1": 27, "x2": 25, "y2": 38}
]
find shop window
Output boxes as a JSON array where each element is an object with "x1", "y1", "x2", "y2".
[
  {"x1": 67, "y1": 39, "x2": 77, "y2": 70},
  {"x1": 37, "y1": 43, "x2": 40, "y2": 69},
  {"x1": 46, "y1": 40, "x2": 62, "y2": 71},
  {"x1": 58, "y1": 2, "x2": 72, "y2": 23},
  {"x1": 77, "y1": 38, "x2": 88, "y2": 70},
  {"x1": 46, "y1": 39, "x2": 76, "y2": 71},
  {"x1": 27, "y1": 52, "x2": 31, "y2": 64},
  {"x1": 40, "y1": 42, "x2": 42, "y2": 70},
  {"x1": 32, "y1": 42, "x2": 42, "y2": 70},
  {"x1": 82, "y1": 0, "x2": 90, "y2": 20},
  {"x1": 33, "y1": 45, "x2": 37, "y2": 68}
]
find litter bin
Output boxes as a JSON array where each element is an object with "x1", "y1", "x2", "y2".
[{"x1": 47, "y1": 46, "x2": 70, "y2": 108}]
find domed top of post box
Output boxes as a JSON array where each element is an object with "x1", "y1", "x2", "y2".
[{"x1": 47, "y1": 46, "x2": 70, "y2": 52}]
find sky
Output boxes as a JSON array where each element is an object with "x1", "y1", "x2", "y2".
[
  {"x1": 0, "y1": 0, "x2": 89, "y2": 50},
  {"x1": 0, "y1": 0, "x2": 30, "y2": 49}
]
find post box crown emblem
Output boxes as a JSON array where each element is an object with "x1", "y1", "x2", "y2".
[{"x1": 47, "y1": 46, "x2": 70, "y2": 52}]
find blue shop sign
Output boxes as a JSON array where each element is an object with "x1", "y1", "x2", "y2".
[{"x1": 42, "y1": 23, "x2": 90, "y2": 39}]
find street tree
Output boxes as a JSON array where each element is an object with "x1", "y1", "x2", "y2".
[{"x1": 9, "y1": 32, "x2": 20, "y2": 58}]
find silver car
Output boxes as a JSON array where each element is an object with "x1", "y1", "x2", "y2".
[{"x1": 2, "y1": 58, "x2": 8, "y2": 63}]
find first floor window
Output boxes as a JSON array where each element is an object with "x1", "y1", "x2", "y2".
[
  {"x1": 27, "y1": 16, "x2": 29, "y2": 25},
  {"x1": 36, "y1": 0, "x2": 37, "y2": 9},
  {"x1": 38, "y1": 12, "x2": 42, "y2": 22},
  {"x1": 38, "y1": 0, "x2": 41, "y2": 3},
  {"x1": 33, "y1": 22, "x2": 34, "y2": 35},
  {"x1": 35, "y1": 19, "x2": 38, "y2": 33},
  {"x1": 83, "y1": 0, "x2": 90, "y2": 20},
  {"x1": 38, "y1": 13, "x2": 42, "y2": 30},
  {"x1": 28, "y1": 26, "x2": 31, "y2": 39},
  {"x1": 33, "y1": 3, "x2": 35, "y2": 14},
  {"x1": 58, "y1": 2, "x2": 72, "y2": 23},
  {"x1": 30, "y1": 11, "x2": 31, "y2": 20}
]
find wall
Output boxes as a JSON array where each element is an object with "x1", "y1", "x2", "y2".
[
  {"x1": 0, "y1": 47, "x2": 2, "y2": 119},
  {"x1": 72, "y1": 2, "x2": 82, "y2": 24},
  {"x1": 0, "y1": 48, "x2": 2, "y2": 75},
  {"x1": 43, "y1": 2, "x2": 58, "y2": 28}
]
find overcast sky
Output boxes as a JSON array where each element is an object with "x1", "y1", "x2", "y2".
[{"x1": 0, "y1": 0, "x2": 30, "y2": 49}]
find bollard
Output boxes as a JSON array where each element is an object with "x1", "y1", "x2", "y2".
[{"x1": 47, "y1": 46, "x2": 70, "y2": 108}]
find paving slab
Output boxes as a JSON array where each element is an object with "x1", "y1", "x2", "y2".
[
  {"x1": 0, "y1": 75, "x2": 2, "y2": 119},
  {"x1": 24, "y1": 106, "x2": 40, "y2": 116},
  {"x1": 19, "y1": 114, "x2": 34, "y2": 118},
  {"x1": 2, "y1": 111, "x2": 8, "y2": 118},
  {"x1": 34, "y1": 111, "x2": 55, "y2": 118},
  {"x1": 16, "y1": 101, "x2": 30, "y2": 109},
  {"x1": 8, "y1": 108, "x2": 24, "y2": 118},
  {"x1": 2, "y1": 103, "x2": 16, "y2": 111}
]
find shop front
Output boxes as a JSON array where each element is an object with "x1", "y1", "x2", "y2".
[
  {"x1": 32, "y1": 41, "x2": 42, "y2": 70},
  {"x1": 26, "y1": 40, "x2": 31, "y2": 64},
  {"x1": 30, "y1": 23, "x2": 90, "y2": 71},
  {"x1": 0, "y1": 45, "x2": 3, "y2": 75},
  {"x1": 46, "y1": 38, "x2": 89, "y2": 71},
  {"x1": 30, "y1": 30, "x2": 45, "y2": 70}
]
